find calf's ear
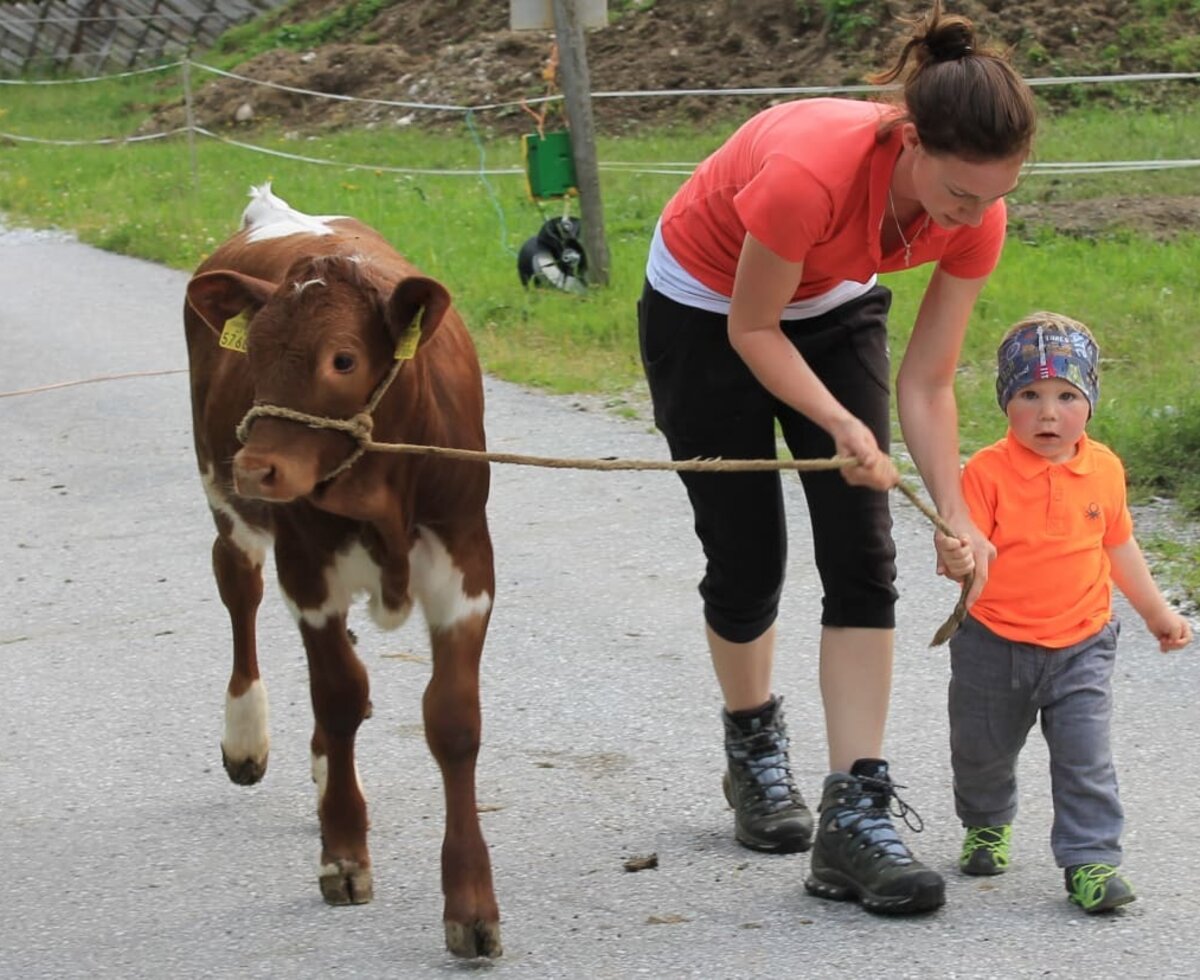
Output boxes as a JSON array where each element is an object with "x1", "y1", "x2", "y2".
[
  {"x1": 186, "y1": 270, "x2": 278, "y2": 334},
  {"x1": 385, "y1": 277, "x2": 451, "y2": 359}
]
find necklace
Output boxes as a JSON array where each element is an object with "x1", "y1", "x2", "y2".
[{"x1": 888, "y1": 188, "x2": 931, "y2": 267}]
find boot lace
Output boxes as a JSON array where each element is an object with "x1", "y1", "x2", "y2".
[
  {"x1": 829, "y1": 774, "x2": 925, "y2": 863},
  {"x1": 727, "y1": 727, "x2": 803, "y2": 814},
  {"x1": 859, "y1": 774, "x2": 925, "y2": 833}
]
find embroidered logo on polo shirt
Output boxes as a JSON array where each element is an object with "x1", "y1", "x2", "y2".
[{"x1": 1085, "y1": 502, "x2": 1102, "y2": 521}]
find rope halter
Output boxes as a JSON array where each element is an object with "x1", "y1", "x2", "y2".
[{"x1": 234, "y1": 356, "x2": 405, "y2": 484}]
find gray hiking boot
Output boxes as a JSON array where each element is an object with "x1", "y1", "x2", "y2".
[
  {"x1": 803, "y1": 758, "x2": 945, "y2": 914},
  {"x1": 721, "y1": 695, "x2": 814, "y2": 853}
]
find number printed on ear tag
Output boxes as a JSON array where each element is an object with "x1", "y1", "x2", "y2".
[
  {"x1": 394, "y1": 307, "x2": 423, "y2": 361},
  {"x1": 219, "y1": 312, "x2": 250, "y2": 353}
]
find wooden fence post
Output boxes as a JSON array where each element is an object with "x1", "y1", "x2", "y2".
[{"x1": 551, "y1": 0, "x2": 610, "y2": 287}]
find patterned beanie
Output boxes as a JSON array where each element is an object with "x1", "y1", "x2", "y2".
[{"x1": 996, "y1": 313, "x2": 1100, "y2": 416}]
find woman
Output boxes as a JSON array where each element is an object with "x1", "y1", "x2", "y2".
[{"x1": 638, "y1": 1, "x2": 1036, "y2": 914}]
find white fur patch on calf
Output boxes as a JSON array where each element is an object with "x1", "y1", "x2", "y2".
[
  {"x1": 311, "y1": 752, "x2": 364, "y2": 809},
  {"x1": 409, "y1": 525, "x2": 493, "y2": 631},
  {"x1": 281, "y1": 532, "x2": 489, "y2": 635},
  {"x1": 201, "y1": 465, "x2": 272, "y2": 564},
  {"x1": 292, "y1": 277, "x2": 326, "y2": 295},
  {"x1": 311, "y1": 752, "x2": 328, "y2": 804},
  {"x1": 284, "y1": 541, "x2": 413, "y2": 631},
  {"x1": 241, "y1": 182, "x2": 345, "y2": 244},
  {"x1": 223, "y1": 680, "x2": 269, "y2": 764}
]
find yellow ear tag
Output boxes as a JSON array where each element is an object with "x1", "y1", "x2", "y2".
[
  {"x1": 394, "y1": 307, "x2": 424, "y2": 361},
  {"x1": 219, "y1": 311, "x2": 250, "y2": 354}
]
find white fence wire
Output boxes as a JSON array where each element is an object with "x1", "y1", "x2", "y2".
[{"x1": 1, "y1": 59, "x2": 1197, "y2": 179}]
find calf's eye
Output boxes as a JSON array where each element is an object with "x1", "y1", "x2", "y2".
[{"x1": 332, "y1": 352, "x2": 356, "y2": 373}]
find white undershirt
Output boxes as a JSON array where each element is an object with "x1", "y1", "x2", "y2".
[{"x1": 645, "y1": 221, "x2": 876, "y2": 321}]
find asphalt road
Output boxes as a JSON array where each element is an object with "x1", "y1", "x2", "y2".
[{"x1": 2, "y1": 220, "x2": 1198, "y2": 979}]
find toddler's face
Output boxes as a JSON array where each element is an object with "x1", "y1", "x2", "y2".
[{"x1": 1005, "y1": 378, "x2": 1090, "y2": 464}]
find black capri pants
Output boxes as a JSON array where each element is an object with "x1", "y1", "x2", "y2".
[{"x1": 638, "y1": 280, "x2": 898, "y2": 643}]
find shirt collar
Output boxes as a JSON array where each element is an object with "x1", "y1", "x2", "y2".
[{"x1": 1003, "y1": 429, "x2": 1096, "y2": 478}]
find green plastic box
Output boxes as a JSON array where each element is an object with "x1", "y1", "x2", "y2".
[{"x1": 523, "y1": 130, "x2": 578, "y2": 199}]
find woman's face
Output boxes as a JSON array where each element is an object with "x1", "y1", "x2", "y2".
[{"x1": 901, "y1": 124, "x2": 1026, "y2": 230}]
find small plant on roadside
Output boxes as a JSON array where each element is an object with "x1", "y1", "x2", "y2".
[
  {"x1": 820, "y1": 0, "x2": 879, "y2": 45},
  {"x1": 216, "y1": 0, "x2": 391, "y2": 58},
  {"x1": 610, "y1": 0, "x2": 656, "y2": 17}
]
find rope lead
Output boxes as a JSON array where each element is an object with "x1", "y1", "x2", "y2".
[{"x1": 234, "y1": 382, "x2": 972, "y2": 646}]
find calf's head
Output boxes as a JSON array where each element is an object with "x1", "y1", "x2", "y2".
[{"x1": 186, "y1": 254, "x2": 451, "y2": 502}]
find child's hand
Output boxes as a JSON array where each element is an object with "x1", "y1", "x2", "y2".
[
  {"x1": 1147, "y1": 608, "x2": 1193, "y2": 652},
  {"x1": 934, "y1": 530, "x2": 974, "y2": 582}
]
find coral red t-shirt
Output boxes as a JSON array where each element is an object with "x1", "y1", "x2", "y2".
[{"x1": 659, "y1": 98, "x2": 1007, "y2": 302}]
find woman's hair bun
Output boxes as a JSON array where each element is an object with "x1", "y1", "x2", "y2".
[{"x1": 923, "y1": 21, "x2": 975, "y2": 61}]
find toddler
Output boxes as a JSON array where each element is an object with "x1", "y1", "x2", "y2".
[{"x1": 937, "y1": 312, "x2": 1192, "y2": 912}]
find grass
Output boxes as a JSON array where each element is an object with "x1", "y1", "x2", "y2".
[{"x1": 2, "y1": 68, "x2": 1200, "y2": 604}]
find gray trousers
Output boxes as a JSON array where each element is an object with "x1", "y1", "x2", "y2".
[{"x1": 948, "y1": 615, "x2": 1124, "y2": 868}]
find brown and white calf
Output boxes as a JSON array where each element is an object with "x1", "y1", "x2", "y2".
[{"x1": 183, "y1": 184, "x2": 500, "y2": 958}]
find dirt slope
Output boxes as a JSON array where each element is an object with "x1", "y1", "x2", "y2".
[{"x1": 174, "y1": 0, "x2": 1189, "y2": 132}]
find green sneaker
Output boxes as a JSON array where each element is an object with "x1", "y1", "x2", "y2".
[
  {"x1": 1065, "y1": 863, "x2": 1137, "y2": 913},
  {"x1": 959, "y1": 825, "x2": 1012, "y2": 876}
]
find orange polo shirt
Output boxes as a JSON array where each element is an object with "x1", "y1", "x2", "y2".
[
  {"x1": 962, "y1": 431, "x2": 1133, "y2": 649},
  {"x1": 659, "y1": 98, "x2": 1007, "y2": 302}
]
